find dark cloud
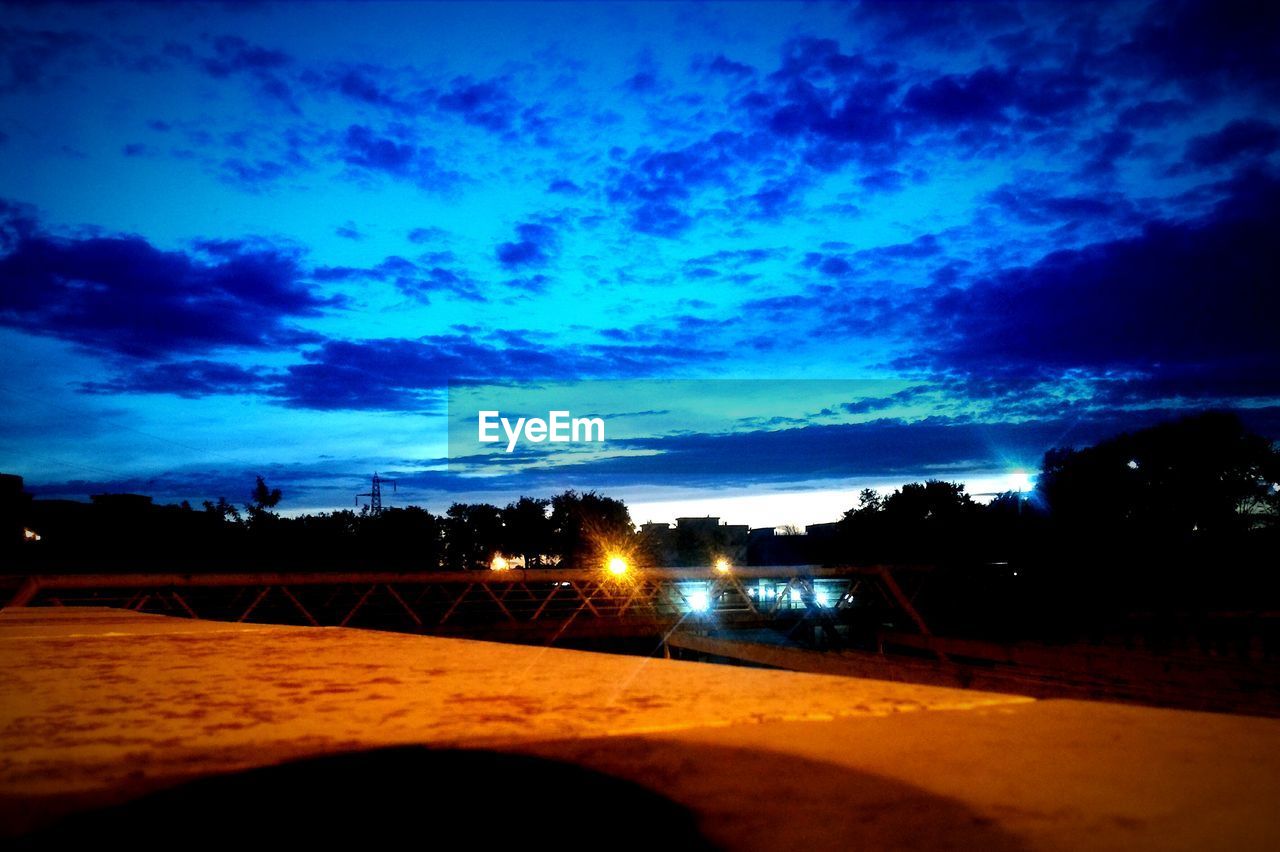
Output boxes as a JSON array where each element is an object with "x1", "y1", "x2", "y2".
[
  {"x1": 200, "y1": 35, "x2": 290, "y2": 78},
  {"x1": 914, "y1": 169, "x2": 1280, "y2": 401},
  {"x1": 1118, "y1": 0, "x2": 1280, "y2": 94},
  {"x1": 496, "y1": 223, "x2": 558, "y2": 268},
  {"x1": 625, "y1": 71, "x2": 659, "y2": 93},
  {"x1": 0, "y1": 219, "x2": 335, "y2": 358},
  {"x1": 71, "y1": 326, "x2": 717, "y2": 411},
  {"x1": 1077, "y1": 129, "x2": 1134, "y2": 177},
  {"x1": 548, "y1": 179, "x2": 582, "y2": 195},
  {"x1": 446, "y1": 408, "x2": 1280, "y2": 491},
  {"x1": 276, "y1": 333, "x2": 708, "y2": 410},
  {"x1": 339, "y1": 125, "x2": 460, "y2": 190},
  {"x1": 80, "y1": 360, "x2": 273, "y2": 398},
  {"x1": 853, "y1": 0, "x2": 1025, "y2": 49},
  {"x1": 341, "y1": 124, "x2": 415, "y2": 173},
  {"x1": 436, "y1": 77, "x2": 518, "y2": 132},
  {"x1": 325, "y1": 64, "x2": 408, "y2": 110},
  {"x1": 860, "y1": 168, "x2": 909, "y2": 193},
  {"x1": 1117, "y1": 98, "x2": 1192, "y2": 129},
  {"x1": 752, "y1": 38, "x2": 901, "y2": 166},
  {"x1": 902, "y1": 66, "x2": 1018, "y2": 126},
  {"x1": 608, "y1": 133, "x2": 759, "y2": 235},
  {"x1": 685, "y1": 247, "x2": 780, "y2": 268},
  {"x1": 0, "y1": 26, "x2": 90, "y2": 93},
  {"x1": 219, "y1": 157, "x2": 291, "y2": 190},
  {"x1": 704, "y1": 55, "x2": 755, "y2": 78},
  {"x1": 902, "y1": 65, "x2": 1095, "y2": 131},
  {"x1": 986, "y1": 185, "x2": 1133, "y2": 226},
  {"x1": 195, "y1": 35, "x2": 297, "y2": 110},
  {"x1": 313, "y1": 255, "x2": 485, "y2": 303},
  {"x1": 1182, "y1": 119, "x2": 1280, "y2": 168},
  {"x1": 854, "y1": 233, "x2": 942, "y2": 261},
  {"x1": 840, "y1": 386, "x2": 928, "y2": 415},
  {"x1": 746, "y1": 178, "x2": 804, "y2": 220},
  {"x1": 407, "y1": 226, "x2": 448, "y2": 244}
]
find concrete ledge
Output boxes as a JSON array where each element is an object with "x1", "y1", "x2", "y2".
[{"x1": 2, "y1": 608, "x2": 1278, "y2": 850}]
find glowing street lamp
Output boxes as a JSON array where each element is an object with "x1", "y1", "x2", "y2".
[
  {"x1": 606, "y1": 555, "x2": 629, "y2": 577},
  {"x1": 490, "y1": 554, "x2": 511, "y2": 572},
  {"x1": 713, "y1": 557, "x2": 731, "y2": 574}
]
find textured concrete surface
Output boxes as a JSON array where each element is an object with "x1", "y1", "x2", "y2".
[{"x1": 2, "y1": 607, "x2": 1278, "y2": 850}]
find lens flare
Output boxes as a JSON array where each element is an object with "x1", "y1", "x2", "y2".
[
  {"x1": 713, "y1": 557, "x2": 731, "y2": 574},
  {"x1": 606, "y1": 555, "x2": 629, "y2": 576},
  {"x1": 490, "y1": 554, "x2": 510, "y2": 572}
]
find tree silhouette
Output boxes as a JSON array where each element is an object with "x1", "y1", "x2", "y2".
[
  {"x1": 549, "y1": 490, "x2": 635, "y2": 569},
  {"x1": 443, "y1": 502, "x2": 503, "y2": 571},
  {"x1": 1037, "y1": 411, "x2": 1279, "y2": 541},
  {"x1": 501, "y1": 497, "x2": 554, "y2": 567}
]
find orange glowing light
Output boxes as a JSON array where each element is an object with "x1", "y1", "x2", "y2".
[
  {"x1": 606, "y1": 555, "x2": 629, "y2": 576},
  {"x1": 714, "y1": 557, "x2": 731, "y2": 574},
  {"x1": 490, "y1": 554, "x2": 511, "y2": 572}
]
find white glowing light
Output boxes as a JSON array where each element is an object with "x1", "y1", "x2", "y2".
[{"x1": 688, "y1": 590, "x2": 709, "y2": 612}]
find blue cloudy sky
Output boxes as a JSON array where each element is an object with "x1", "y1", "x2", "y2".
[{"x1": 1, "y1": 1, "x2": 1278, "y2": 526}]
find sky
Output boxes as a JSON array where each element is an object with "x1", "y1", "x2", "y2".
[{"x1": 1, "y1": 0, "x2": 1278, "y2": 528}]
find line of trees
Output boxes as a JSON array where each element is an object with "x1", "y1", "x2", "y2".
[
  {"x1": 11, "y1": 483, "x2": 637, "y2": 573},
  {"x1": 7, "y1": 412, "x2": 1278, "y2": 584},
  {"x1": 835, "y1": 411, "x2": 1279, "y2": 564}
]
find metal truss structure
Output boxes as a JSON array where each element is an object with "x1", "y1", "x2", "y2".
[{"x1": 0, "y1": 565, "x2": 931, "y2": 642}]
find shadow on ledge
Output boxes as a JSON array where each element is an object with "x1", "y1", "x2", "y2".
[
  {"x1": 13, "y1": 746, "x2": 714, "y2": 851},
  {"x1": 12, "y1": 740, "x2": 1035, "y2": 851}
]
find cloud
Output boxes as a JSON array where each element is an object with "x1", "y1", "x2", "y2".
[
  {"x1": 194, "y1": 35, "x2": 298, "y2": 110},
  {"x1": 78, "y1": 324, "x2": 720, "y2": 411},
  {"x1": 854, "y1": 0, "x2": 1025, "y2": 50},
  {"x1": 608, "y1": 133, "x2": 760, "y2": 235},
  {"x1": 913, "y1": 168, "x2": 1280, "y2": 401},
  {"x1": 219, "y1": 157, "x2": 292, "y2": 190},
  {"x1": 80, "y1": 360, "x2": 273, "y2": 398},
  {"x1": 313, "y1": 255, "x2": 485, "y2": 303},
  {"x1": 902, "y1": 66, "x2": 1018, "y2": 126},
  {"x1": 445, "y1": 407, "x2": 1280, "y2": 491},
  {"x1": 0, "y1": 26, "x2": 91, "y2": 93},
  {"x1": 495, "y1": 223, "x2": 558, "y2": 268},
  {"x1": 751, "y1": 38, "x2": 901, "y2": 166},
  {"x1": 1118, "y1": 98, "x2": 1192, "y2": 129},
  {"x1": 407, "y1": 226, "x2": 448, "y2": 244},
  {"x1": 703, "y1": 54, "x2": 755, "y2": 79},
  {"x1": 275, "y1": 332, "x2": 711, "y2": 410},
  {"x1": 1182, "y1": 119, "x2": 1280, "y2": 168},
  {"x1": 436, "y1": 76, "x2": 518, "y2": 132},
  {"x1": 985, "y1": 185, "x2": 1133, "y2": 226},
  {"x1": 200, "y1": 35, "x2": 290, "y2": 78},
  {"x1": 548, "y1": 179, "x2": 583, "y2": 195},
  {"x1": 339, "y1": 124, "x2": 461, "y2": 190},
  {"x1": 0, "y1": 218, "x2": 336, "y2": 358},
  {"x1": 325, "y1": 64, "x2": 409, "y2": 111},
  {"x1": 1117, "y1": 0, "x2": 1280, "y2": 94}
]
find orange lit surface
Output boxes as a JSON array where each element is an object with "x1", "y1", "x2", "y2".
[{"x1": 2, "y1": 608, "x2": 1279, "y2": 849}]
